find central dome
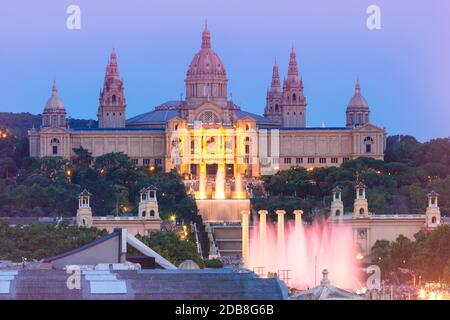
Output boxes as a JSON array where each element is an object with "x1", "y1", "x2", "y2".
[
  {"x1": 186, "y1": 25, "x2": 227, "y2": 79},
  {"x1": 185, "y1": 24, "x2": 228, "y2": 107}
]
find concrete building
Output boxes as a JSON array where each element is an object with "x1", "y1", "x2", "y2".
[
  {"x1": 29, "y1": 24, "x2": 386, "y2": 179},
  {"x1": 0, "y1": 229, "x2": 286, "y2": 300},
  {"x1": 329, "y1": 186, "x2": 443, "y2": 256},
  {"x1": 76, "y1": 188, "x2": 162, "y2": 236}
]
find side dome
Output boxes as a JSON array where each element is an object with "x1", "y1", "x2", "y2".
[
  {"x1": 44, "y1": 81, "x2": 66, "y2": 111},
  {"x1": 347, "y1": 80, "x2": 369, "y2": 111},
  {"x1": 42, "y1": 81, "x2": 67, "y2": 128},
  {"x1": 346, "y1": 80, "x2": 370, "y2": 128}
]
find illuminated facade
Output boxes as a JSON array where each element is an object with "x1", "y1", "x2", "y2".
[{"x1": 29, "y1": 25, "x2": 386, "y2": 183}]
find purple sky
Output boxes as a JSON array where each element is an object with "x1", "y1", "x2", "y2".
[{"x1": 0, "y1": 0, "x2": 449, "y2": 141}]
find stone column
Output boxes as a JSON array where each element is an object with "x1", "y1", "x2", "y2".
[
  {"x1": 258, "y1": 210, "x2": 268, "y2": 256},
  {"x1": 241, "y1": 210, "x2": 250, "y2": 264},
  {"x1": 293, "y1": 210, "x2": 303, "y2": 235},
  {"x1": 276, "y1": 210, "x2": 286, "y2": 256}
]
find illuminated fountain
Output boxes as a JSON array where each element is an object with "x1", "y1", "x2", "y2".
[
  {"x1": 214, "y1": 164, "x2": 226, "y2": 200},
  {"x1": 195, "y1": 168, "x2": 250, "y2": 222},
  {"x1": 245, "y1": 211, "x2": 361, "y2": 290},
  {"x1": 234, "y1": 173, "x2": 243, "y2": 199}
]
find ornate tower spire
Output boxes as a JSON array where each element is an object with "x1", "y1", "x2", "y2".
[
  {"x1": 264, "y1": 62, "x2": 283, "y2": 125},
  {"x1": 355, "y1": 78, "x2": 361, "y2": 95},
  {"x1": 280, "y1": 47, "x2": 307, "y2": 128},
  {"x1": 288, "y1": 47, "x2": 299, "y2": 78},
  {"x1": 52, "y1": 80, "x2": 58, "y2": 96},
  {"x1": 98, "y1": 49, "x2": 126, "y2": 128},
  {"x1": 270, "y1": 62, "x2": 281, "y2": 91},
  {"x1": 201, "y1": 22, "x2": 211, "y2": 49}
]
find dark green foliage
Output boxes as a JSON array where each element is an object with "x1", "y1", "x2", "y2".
[
  {"x1": 258, "y1": 137, "x2": 450, "y2": 217},
  {"x1": 204, "y1": 258, "x2": 224, "y2": 268},
  {"x1": 0, "y1": 220, "x2": 107, "y2": 261},
  {"x1": 0, "y1": 145, "x2": 197, "y2": 221},
  {"x1": 370, "y1": 226, "x2": 450, "y2": 281},
  {"x1": 136, "y1": 232, "x2": 204, "y2": 267}
]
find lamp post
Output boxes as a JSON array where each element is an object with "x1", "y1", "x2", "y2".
[{"x1": 314, "y1": 255, "x2": 318, "y2": 287}]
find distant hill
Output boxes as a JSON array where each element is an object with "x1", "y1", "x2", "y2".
[{"x1": 0, "y1": 112, "x2": 98, "y2": 138}]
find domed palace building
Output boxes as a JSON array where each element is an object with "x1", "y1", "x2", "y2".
[{"x1": 29, "y1": 24, "x2": 386, "y2": 179}]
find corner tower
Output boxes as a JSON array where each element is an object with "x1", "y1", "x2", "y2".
[
  {"x1": 264, "y1": 62, "x2": 282, "y2": 125},
  {"x1": 281, "y1": 48, "x2": 306, "y2": 127},
  {"x1": 98, "y1": 49, "x2": 126, "y2": 128}
]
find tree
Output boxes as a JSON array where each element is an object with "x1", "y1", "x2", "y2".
[
  {"x1": 0, "y1": 221, "x2": 107, "y2": 261},
  {"x1": 136, "y1": 232, "x2": 203, "y2": 267},
  {"x1": 384, "y1": 135, "x2": 421, "y2": 164},
  {"x1": 0, "y1": 157, "x2": 17, "y2": 179}
]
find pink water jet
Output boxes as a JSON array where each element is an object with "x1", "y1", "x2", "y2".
[{"x1": 246, "y1": 215, "x2": 361, "y2": 290}]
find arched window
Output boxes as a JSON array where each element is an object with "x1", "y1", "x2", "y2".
[
  {"x1": 82, "y1": 219, "x2": 86, "y2": 226},
  {"x1": 335, "y1": 209, "x2": 341, "y2": 216},
  {"x1": 150, "y1": 210, "x2": 155, "y2": 217},
  {"x1": 142, "y1": 211, "x2": 146, "y2": 217},
  {"x1": 432, "y1": 216, "x2": 437, "y2": 224},
  {"x1": 245, "y1": 137, "x2": 250, "y2": 154},
  {"x1": 275, "y1": 104, "x2": 279, "y2": 112},
  {"x1": 359, "y1": 208, "x2": 365, "y2": 215},
  {"x1": 112, "y1": 95, "x2": 117, "y2": 103},
  {"x1": 292, "y1": 93, "x2": 296, "y2": 102},
  {"x1": 357, "y1": 113, "x2": 364, "y2": 125},
  {"x1": 50, "y1": 138, "x2": 60, "y2": 155},
  {"x1": 364, "y1": 137, "x2": 374, "y2": 153},
  {"x1": 199, "y1": 111, "x2": 220, "y2": 124}
]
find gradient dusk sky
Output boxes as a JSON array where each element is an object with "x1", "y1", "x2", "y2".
[{"x1": 0, "y1": 0, "x2": 448, "y2": 141}]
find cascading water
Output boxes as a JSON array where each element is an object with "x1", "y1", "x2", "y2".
[
  {"x1": 214, "y1": 164, "x2": 225, "y2": 199},
  {"x1": 246, "y1": 215, "x2": 361, "y2": 290}
]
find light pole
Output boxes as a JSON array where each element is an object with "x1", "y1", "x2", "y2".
[{"x1": 314, "y1": 255, "x2": 318, "y2": 287}]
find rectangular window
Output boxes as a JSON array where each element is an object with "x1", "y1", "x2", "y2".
[
  {"x1": 132, "y1": 159, "x2": 138, "y2": 165},
  {"x1": 308, "y1": 157, "x2": 315, "y2": 164},
  {"x1": 331, "y1": 157, "x2": 338, "y2": 164},
  {"x1": 343, "y1": 157, "x2": 350, "y2": 163},
  {"x1": 154, "y1": 159, "x2": 162, "y2": 165},
  {"x1": 52, "y1": 146, "x2": 58, "y2": 155},
  {"x1": 284, "y1": 157, "x2": 291, "y2": 164},
  {"x1": 366, "y1": 144, "x2": 372, "y2": 153},
  {"x1": 296, "y1": 157, "x2": 303, "y2": 164},
  {"x1": 143, "y1": 159, "x2": 151, "y2": 165},
  {"x1": 319, "y1": 158, "x2": 327, "y2": 164}
]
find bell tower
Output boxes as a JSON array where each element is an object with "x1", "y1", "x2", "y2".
[
  {"x1": 353, "y1": 182, "x2": 369, "y2": 218},
  {"x1": 138, "y1": 186, "x2": 160, "y2": 220},
  {"x1": 330, "y1": 186, "x2": 344, "y2": 217},
  {"x1": 425, "y1": 191, "x2": 441, "y2": 228},
  {"x1": 264, "y1": 62, "x2": 282, "y2": 125},
  {"x1": 281, "y1": 48, "x2": 307, "y2": 127},
  {"x1": 98, "y1": 49, "x2": 126, "y2": 128},
  {"x1": 76, "y1": 189, "x2": 93, "y2": 227}
]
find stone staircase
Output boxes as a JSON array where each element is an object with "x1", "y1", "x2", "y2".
[{"x1": 209, "y1": 223, "x2": 242, "y2": 258}]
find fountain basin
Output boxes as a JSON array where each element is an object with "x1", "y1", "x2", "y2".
[{"x1": 196, "y1": 199, "x2": 251, "y2": 222}]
